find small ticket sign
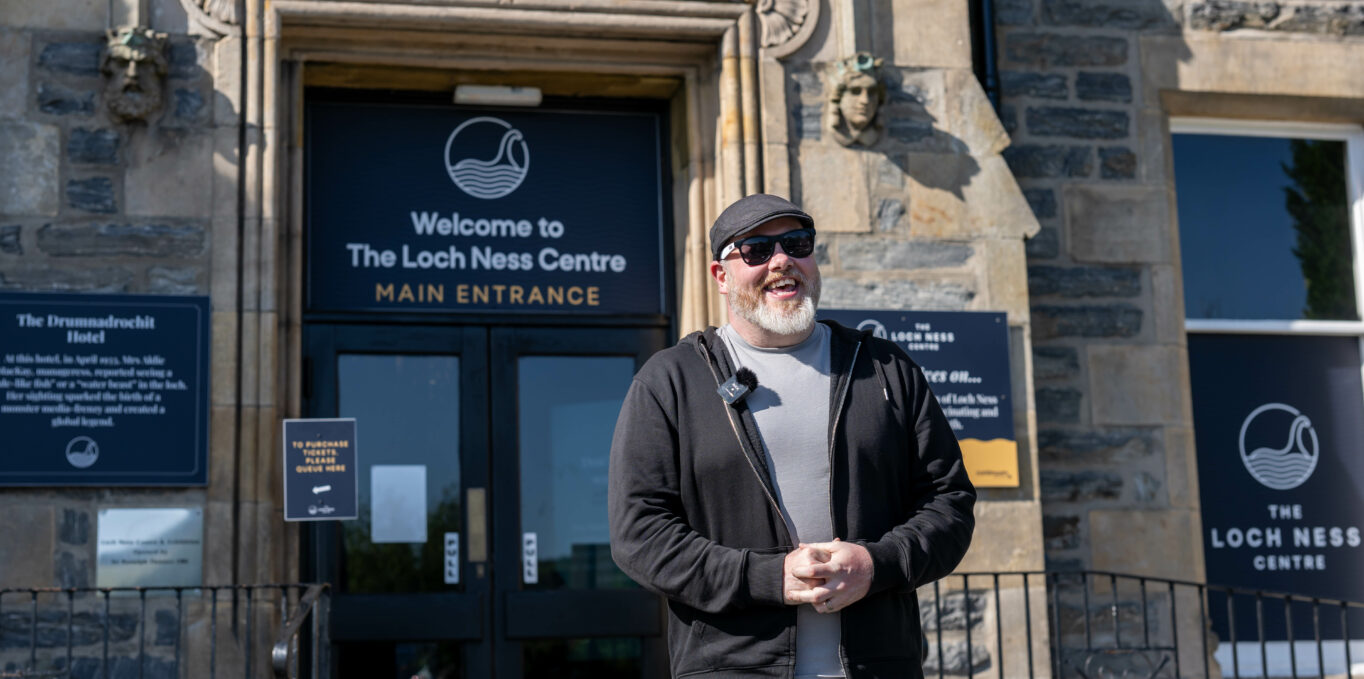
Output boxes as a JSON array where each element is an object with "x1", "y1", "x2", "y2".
[
  {"x1": 283, "y1": 418, "x2": 358, "y2": 521},
  {"x1": 820, "y1": 309, "x2": 1019, "y2": 487}
]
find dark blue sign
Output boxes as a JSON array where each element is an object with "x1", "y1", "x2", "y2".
[
  {"x1": 306, "y1": 101, "x2": 666, "y2": 315},
  {"x1": 819, "y1": 309, "x2": 1017, "y2": 487},
  {"x1": 0, "y1": 292, "x2": 209, "y2": 486},
  {"x1": 1191, "y1": 334, "x2": 1364, "y2": 639},
  {"x1": 283, "y1": 418, "x2": 358, "y2": 521}
]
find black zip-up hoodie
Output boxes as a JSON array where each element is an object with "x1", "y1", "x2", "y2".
[{"x1": 608, "y1": 320, "x2": 976, "y2": 678}]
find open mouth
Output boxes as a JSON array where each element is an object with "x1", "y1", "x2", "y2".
[{"x1": 764, "y1": 277, "x2": 801, "y2": 299}]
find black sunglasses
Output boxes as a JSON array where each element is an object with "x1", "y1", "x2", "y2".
[{"x1": 719, "y1": 229, "x2": 816, "y2": 266}]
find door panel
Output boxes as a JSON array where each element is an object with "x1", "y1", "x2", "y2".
[
  {"x1": 489, "y1": 327, "x2": 667, "y2": 677},
  {"x1": 305, "y1": 323, "x2": 667, "y2": 678},
  {"x1": 306, "y1": 325, "x2": 491, "y2": 678},
  {"x1": 338, "y1": 353, "x2": 463, "y2": 594}
]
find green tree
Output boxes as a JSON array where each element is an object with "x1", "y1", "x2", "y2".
[{"x1": 1284, "y1": 139, "x2": 1357, "y2": 320}]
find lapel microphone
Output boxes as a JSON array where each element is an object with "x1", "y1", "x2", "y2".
[{"x1": 718, "y1": 367, "x2": 759, "y2": 406}]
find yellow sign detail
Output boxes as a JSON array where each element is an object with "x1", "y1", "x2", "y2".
[{"x1": 959, "y1": 438, "x2": 1019, "y2": 487}]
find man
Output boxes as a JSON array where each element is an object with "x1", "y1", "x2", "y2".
[{"x1": 608, "y1": 194, "x2": 976, "y2": 678}]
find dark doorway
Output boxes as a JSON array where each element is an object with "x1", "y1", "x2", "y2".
[{"x1": 303, "y1": 323, "x2": 668, "y2": 678}]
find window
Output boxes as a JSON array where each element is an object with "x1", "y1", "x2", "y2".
[
  {"x1": 1173, "y1": 118, "x2": 1364, "y2": 676},
  {"x1": 1174, "y1": 119, "x2": 1364, "y2": 329}
]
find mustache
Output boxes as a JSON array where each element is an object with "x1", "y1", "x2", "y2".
[{"x1": 761, "y1": 270, "x2": 808, "y2": 288}]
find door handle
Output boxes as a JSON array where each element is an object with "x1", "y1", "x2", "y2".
[{"x1": 467, "y1": 487, "x2": 487, "y2": 565}]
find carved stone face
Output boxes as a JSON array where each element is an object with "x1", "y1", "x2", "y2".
[
  {"x1": 102, "y1": 30, "x2": 167, "y2": 123},
  {"x1": 826, "y1": 52, "x2": 885, "y2": 148},
  {"x1": 837, "y1": 72, "x2": 879, "y2": 132}
]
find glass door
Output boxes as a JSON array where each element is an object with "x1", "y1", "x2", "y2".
[
  {"x1": 489, "y1": 327, "x2": 668, "y2": 678},
  {"x1": 304, "y1": 323, "x2": 668, "y2": 678},
  {"x1": 306, "y1": 324, "x2": 491, "y2": 678}
]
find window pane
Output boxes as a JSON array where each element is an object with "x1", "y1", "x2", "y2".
[
  {"x1": 338, "y1": 354, "x2": 462, "y2": 593},
  {"x1": 518, "y1": 356, "x2": 637, "y2": 590},
  {"x1": 1173, "y1": 133, "x2": 1356, "y2": 321}
]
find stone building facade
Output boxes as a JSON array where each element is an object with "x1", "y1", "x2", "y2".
[
  {"x1": 1, "y1": 0, "x2": 1362, "y2": 676},
  {"x1": 997, "y1": 0, "x2": 1364, "y2": 581}
]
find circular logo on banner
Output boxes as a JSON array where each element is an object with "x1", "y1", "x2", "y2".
[
  {"x1": 856, "y1": 319, "x2": 888, "y2": 340},
  {"x1": 1238, "y1": 403, "x2": 1319, "y2": 490},
  {"x1": 65, "y1": 436, "x2": 99, "y2": 469},
  {"x1": 444, "y1": 116, "x2": 530, "y2": 200}
]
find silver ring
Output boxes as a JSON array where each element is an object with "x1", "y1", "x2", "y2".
[{"x1": 824, "y1": 600, "x2": 833, "y2": 610}]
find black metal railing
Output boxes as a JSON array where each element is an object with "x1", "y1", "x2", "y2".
[
  {"x1": 270, "y1": 585, "x2": 329, "y2": 679},
  {"x1": 0, "y1": 584, "x2": 325, "y2": 679},
  {"x1": 926, "y1": 571, "x2": 1364, "y2": 679},
  {"x1": 3, "y1": 573, "x2": 1360, "y2": 678}
]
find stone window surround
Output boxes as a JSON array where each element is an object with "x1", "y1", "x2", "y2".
[
  {"x1": 1167, "y1": 116, "x2": 1364, "y2": 678},
  {"x1": 1068, "y1": 31, "x2": 1364, "y2": 584},
  {"x1": 228, "y1": 1, "x2": 786, "y2": 573},
  {"x1": 260, "y1": 0, "x2": 786, "y2": 338}
]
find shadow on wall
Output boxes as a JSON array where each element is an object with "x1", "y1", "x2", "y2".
[{"x1": 785, "y1": 59, "x2": 982, "y2": 206}]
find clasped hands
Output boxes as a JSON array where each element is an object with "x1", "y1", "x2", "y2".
[{"x1": 782, "y1": 538, "x2": 873, "y2": 613}]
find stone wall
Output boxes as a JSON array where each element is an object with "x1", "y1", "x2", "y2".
[
  {"x1": 994, "y1": 0, "x2": 1202, "y2": 583},
  {"x1": 0, "y1": 28, "x2": 216, "y2": 295},
  {"x1": 764, "y1": 0, "x2": 1046, "y2": 579},
  {"x1": 0, "y1": 2, "x2": 239, "y2": 589},
  {"x1": 999, "y1": 0, "x2": 1364, "y2": 610}
]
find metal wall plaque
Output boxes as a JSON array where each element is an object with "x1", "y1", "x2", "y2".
[
  {"x1": 96, "y1": 507, "x2": 204, "y2": 588},
  {"x1": 0, "y1": 292, "x2": 209, "y2": 486},
  {"x1": 819, "y1": 309, "x2": 1018, "y2": 487}
]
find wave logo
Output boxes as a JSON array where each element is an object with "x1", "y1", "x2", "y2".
[
  {"x1": 444, "y1": 116, "x2": 530, "y2": 200},
  {"x1": 65, "y1": 436, "x2": 99, "y2": 469},
  {"x1": 856, "y1": 319, "x2": 888, "y2": 340},
  {"x1": 1238, "y1": 403, "x2": 1319, "y2": 490}
]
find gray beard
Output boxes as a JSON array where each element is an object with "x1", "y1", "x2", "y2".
[
  {"x1": 726, "y1": 266, "x2": 821, "y2": 337},
  {"x1": 739, "y1": 295, "x2": 816, "y2": 336},
  {"x1": 106, "y1": 85, "x2": 162, "y2": 122}
]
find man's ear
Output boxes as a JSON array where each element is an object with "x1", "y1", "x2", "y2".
[{"x1": 709, "y1": 260, "x2": 729, "y2": 295}]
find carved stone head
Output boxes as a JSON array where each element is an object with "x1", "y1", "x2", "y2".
[
  {"x1": 102, "y1": 26, "x2": 169, "y2": 123},
  {"x1": 827, "y1": 52, "x2": 887, "y2": 148}
]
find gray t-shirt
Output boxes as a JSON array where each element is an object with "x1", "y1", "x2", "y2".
[{"x1": 719, "y1": 324, "x2": 843, "y2": 679}]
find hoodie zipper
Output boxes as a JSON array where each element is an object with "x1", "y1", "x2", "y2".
[
  {"x1": 828, "y1": 338, "x2": 861, "y2": 679},
  {"x1": 697, "y1": 339, "x2": 788, "y2": 535}
]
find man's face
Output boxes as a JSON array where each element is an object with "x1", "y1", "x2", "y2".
[
  {"x1": 713, "y1": 217, "x2": 821, "y2": 342},
  {"x1": 103, "y1": 46, "x2": 163, "y2": 122},
  {"x1": 838, "y1": 73, "x2": 878, "y2": 131}
]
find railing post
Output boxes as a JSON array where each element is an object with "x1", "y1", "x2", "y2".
[
  {"x1": 1199, "y1": 584, "x2": 1210, "y2": 679},
  {"x1": 314, "y1": 587, "x2": 331, "y2": 679}
]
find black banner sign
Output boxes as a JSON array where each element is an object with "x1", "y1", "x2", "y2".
[
  {"x1": 283, "y1": 418, "x2": 358, "y2": 521},
  {"x1": 306, "y1": 101, "x2": 666, "y2": 315},
  {"x1": 1191, "y1": 334, "x2": 1364, "y2": 639},
  {"x1": 819, "y1": 309, "x2": 1018, "y2": 487},
  {"x1": 0, "y1": 292, "x2": 209, "y2": 486}
]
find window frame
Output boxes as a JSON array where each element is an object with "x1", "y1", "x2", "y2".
[{"x1": 1170, "y1": 117, "x2": 1364, "y2": 335}]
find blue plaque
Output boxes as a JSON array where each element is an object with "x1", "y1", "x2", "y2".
[
  {"x1": 305, "y1": 102, "x2": 667, "y2": 316},
  {"x1": 283, "y1": 418, "x2": 358, "y2": 521},
  {"x1": 0, "y1": 292, "x2": 209, "y2": 486},
  {"x1": 820, "y1": 309, "x2": 1018, "y2": 487}
]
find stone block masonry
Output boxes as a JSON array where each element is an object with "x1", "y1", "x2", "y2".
[
  {"x1": 2, "y1": 31, "x2": 217, "y2": 297},
  {"x1": 0, "y1": 16, "x2": 221, "y2": 594},
  {"x1": 996, "y1": 0, "x2": 1201, "y2": 581}
]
